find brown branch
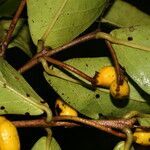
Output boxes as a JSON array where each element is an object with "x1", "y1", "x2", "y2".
[
  {"x1": 53, "y1": 116, "x2": 136, "y2": 129},
  {"x1": 0, "y1": 0, "x2": 26, "y2": 56},
  {"x1": 46, "y1": 30, "x2": 98, "y2": 56},
  {"x1": 12, "y1": 116, "x2": 128, "y2": 138},
  {"x1": 105, "y1": 40, "x2": 123, "y2": 85},
  {"x1": 53, "y1": 116, "x2": 135, "y2": 138},
  {"x1": 91, "y1": 118, "x2": 136, "y2": 129},
  {"x1": 13, "y1": 119, "x2": 79, "y2": 128},
  {"x1": 18, "y1": 30, "x2": 98, "y2": 73},
  {"x1": 44, "y1": 56, "x2": 95, "y2": 84},
  {"x1": 12, "y1": 116, "x2": 136, "y2": 130}
]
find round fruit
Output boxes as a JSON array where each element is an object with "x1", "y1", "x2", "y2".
[
  {"x1": 55, "y1": 98, "x2": 78, "y2": 116},
  {"x1": 0, "y1": 116, "x2": 20, "y2": 150},
  {"x1": 133, "y1": 129, "x2": 150, "y2": 146},
  {"x1": 95, "y1": 66, "x2": 117, "y2": 88},
  {"x1": 110, "y1": 79, "x2": 130, "y2": 99}
]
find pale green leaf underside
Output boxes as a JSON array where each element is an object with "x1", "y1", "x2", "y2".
[
  {"x1": 27, "y1": 0, "x2": 107, "y2": 48},
  {"x1": 0, "y1": 58, "x2": 44, "y2": 115},
  {"x1": 113, "y1": 141, "x2": 134, "y2": 150},
  {"x1": 138, "y1": 117, "x2": 150, "y2": 126},
  {"x1": 9, "y1": 24, "x2": 32, "y2": 57},
  {"x1": 102, "y1": 0, "x2": 150, "y2": 27},
  {"x1": 0, "y1": 19, "x2": 32, "y2": 57},
  {"x1": 44, "y1": 57, "x2": 150, "y2": 119},
  {"x1": 31, "y1": 137, "x2": 61, "y2": 150},
  {"x1": 111, "y1": 25, "x2": 150, "y2": 94}
]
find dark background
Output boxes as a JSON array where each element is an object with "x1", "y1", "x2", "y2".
[{"x1": 5, "y1": 0, "x2": 150, "y2": 149}]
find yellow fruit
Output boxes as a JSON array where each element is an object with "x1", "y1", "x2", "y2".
[
  {"x1": 133, "y1": 129, "x2": 150, "y2": 146},
  {"x1": 95, "y1": 66, "x2": 117, "y2": 88},
  {"x1": 110, "y1": 79, "x2": 130, "y2": 99},
  {"x1": 0, "y1": 116, "x2": 20, "y2": 150},
  {"x1": 55, "y1": 98, "x2": 78, "y2": 116}
]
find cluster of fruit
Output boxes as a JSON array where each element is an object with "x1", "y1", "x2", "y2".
[
  {"x1": 95, "y1": 66, "x2": 150, "y2": 146},
  {"x1": 95, "y1": 66, "x2": 130, "y2": 99},
  {"x1": 54, "y1": 68, "x2": 150, "y2": 147}
]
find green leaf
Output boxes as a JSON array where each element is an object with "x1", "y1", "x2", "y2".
[
  {"x1": 0, "y1": 57, "x2": 48, "y2": 115},
  {"x1": 0, "y1": 0, "x2": 21, "y2": 17},
  {"x1": 102, "y1": 0, "x2": 150, "y2": 27},
  {"x1": 44, "y1": 57, "x2": 150, "y2": 119},
  {"x1": 111, "y1": 25, "x2": 150, "y2": 94},
  {"x1": 137, "y1": 117, "x2": 150, "y2": 126},
  {"x1": 0, "y1": 19, "x2": 32, "y2": 57},
  {"x1": 27, "y1": 0, "x2": 107, "y2": 48},
  {"x1": 113, "y1": 141, "x2": 134, "y2": 150},
  {"x1": 9, "y1": 23, "x2": 32, "y2": 57},
  {"x1": 31, "y1": 137, "x2": 61, "y2": 150}
]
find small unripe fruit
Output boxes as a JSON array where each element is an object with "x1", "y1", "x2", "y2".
[
  {"x1": 110, "y1": 79, "x2": 130, "y2": 99},
  {"x1": 133, "y1": 128, "x2": 150, "y2": 146},
  {"x1": 95, "y1": 66, "x2": 117, "y2": 88},
  {"x1": 0, "y1": 116, "x2": 20, "y2": 150},
  {"x1": 55, "y1": 98, "x2": 78, "y2": 116}
]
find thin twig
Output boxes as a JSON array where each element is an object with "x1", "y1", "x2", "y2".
[
  {"x1": 96, "y1": 32, "x2": 150, "y2": 52},
  {"x1": 45, "y1": 128, "x2": 52, "y2": 150},
  {"x1": 105, "y1": 40, "x2": 124, "y2": 87},
  {"x1": 0, "y1": 0, "x2": 26, "y2": 56},
  {"x1": 18, "y1": 31, "x2": 98, "y2": 73},
  {"x1": 18, "y1": 30, "x2": 150, "y2": 74},
  {"x1": 46, "y1": 30, "x2": 98, "y2": 56},
  {"x1": 122, "y1": 128, "x2": 133, "y2": 150},
  {"x1": 44, "y1": 56, "x2": 95, "y2": 84},
  {"x1": 123, "y1": 110, "x2": 150, "y2": 119}
]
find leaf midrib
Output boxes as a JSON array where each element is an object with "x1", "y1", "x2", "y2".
[
  {"x1": 0, "y1": 79, "x2": 43, "y2": 111},
  {"x1": 41, "y1": 0, "x2": 68, "y2": 41}
]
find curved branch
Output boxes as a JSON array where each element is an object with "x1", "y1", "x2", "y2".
[
  {"x1": 0, "y1": 0, "x2": 26, "y2": 56},
  {"x1": 12, "y1": 116, "x2": 136, "y2": 138},
  {"x1": 13, "y1": 119, "x2": 80, "y2": 128},
  {"x1": 18, "y1": 30, "x2": 98, "y2": 73}
]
